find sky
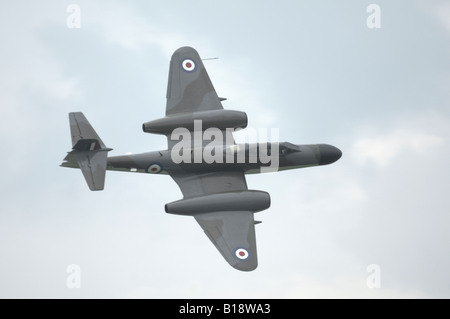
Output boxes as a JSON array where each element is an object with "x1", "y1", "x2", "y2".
[{"x1": 0, "y1": 0, "x2": 449, "y2": 298}]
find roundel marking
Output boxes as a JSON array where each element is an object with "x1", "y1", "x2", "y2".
[
  {"x1": 181, "y1": 58, "x2": 196, "y2": 72},
  {"x1": 235, "y1": 248, "x2": 249, "y2": 260},
  {"x1": 146, "y1": 163, "x2": 162, "y2": 174}
]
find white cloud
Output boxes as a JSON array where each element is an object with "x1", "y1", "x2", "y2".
[
  {"x1": 272, "y1": 273, "x2": 425, "y2": 298},
  {"x1": 352, "y1": 129, "x2": 444, "y2": 168},
  {"x1": 85, "y1": 2, "x2": 185, "y2": 56},
  {"x1": 82, "y1": 2, "x2": 278, "y2": 131},
  {"x1": 0, "y1": 2, "x2": 82, "y2": 179},
  {"x1": 433, "y1": 2, "x2": 450, "y2": 33}
]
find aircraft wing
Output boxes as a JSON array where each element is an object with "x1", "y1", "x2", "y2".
[
  {"x1": 164, "y1": 46, "x2": 237, "y2": 150},
  {"x1": 166, "y1": 46, "x2": 223, "y2": 116},
  {"x1": 170, "y1": 171, "x2": 261, "y2": 271},
  {"x1": 194, "y1": 210, "x2": 258, "y2": 272},
  {"x1": 164, "y1": 47, "x2": 265, "y2": 270},
  {"x1": 170, "y1": 171, "x2": 247, "y2": 198}
]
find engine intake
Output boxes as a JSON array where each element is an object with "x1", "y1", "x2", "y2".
[{"x1": 165, "y1": 190, "x2": 270, "y2": 216}]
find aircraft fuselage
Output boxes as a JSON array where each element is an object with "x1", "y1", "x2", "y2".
[{"x1": 106, "y1": 142, "x2": 342, "y2": 175}]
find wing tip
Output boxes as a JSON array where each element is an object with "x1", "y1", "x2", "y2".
[
  {"x1": 173, "y1": 46, "x2": 198, "y2": 56},
  {"x1": 231, "y1": 261, "x2": 258, "y2": 272}
]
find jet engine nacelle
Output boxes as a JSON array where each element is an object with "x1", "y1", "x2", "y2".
[
  {"x1": 142, "y1": 109, "x2": 247, "y2": 135},
  {"x1": 165, "y1": 190, "x2": 270, "y2": 216}
]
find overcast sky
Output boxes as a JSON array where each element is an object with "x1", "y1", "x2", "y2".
[{"x1": 0, "y1": 0, "x2": 449, "y2": 298}]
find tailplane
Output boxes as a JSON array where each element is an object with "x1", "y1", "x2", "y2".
[{"x1": 61, "y1": 112, "x2": 112, "y2": 191}]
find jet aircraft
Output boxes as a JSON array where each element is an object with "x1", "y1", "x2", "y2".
[{"x1": 61, "y1": 46, "x2": 342, "y2": 271}]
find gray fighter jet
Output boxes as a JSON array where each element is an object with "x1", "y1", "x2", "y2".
[{"x1": 61, "y1": 46, "x2": 342, "y2": 271}]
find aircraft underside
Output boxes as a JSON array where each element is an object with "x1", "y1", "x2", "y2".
[{"x1": 61, "y1": 46, "x2": 342, "y2": 271}]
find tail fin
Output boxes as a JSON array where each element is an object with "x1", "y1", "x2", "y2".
[{"x1": 61, "y1": 112, "x2": 112, "y2": 191}]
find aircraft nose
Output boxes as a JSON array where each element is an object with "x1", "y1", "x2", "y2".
[{"x1": 318, "y1": 144, "x2": 342, "y2": 165}]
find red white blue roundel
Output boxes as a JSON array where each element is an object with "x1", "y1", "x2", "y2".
[
  {"x1": 235, "y1": 248, "x2": 249, "y2": 260},
  {"x1": 147, "y1": 163, "x2": 162, "y2": 174},
  {"x1": 181, "y1": 58, "x2": 196, "y2": 72}
]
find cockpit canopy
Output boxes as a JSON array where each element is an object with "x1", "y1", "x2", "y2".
[{"x1": 279, "y1": 142, "x2": 301, "y2": 156}]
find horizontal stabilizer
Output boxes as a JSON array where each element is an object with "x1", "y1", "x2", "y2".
[{"x1": 74, "y1": 150, "x2": 109, "y2": 191}]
